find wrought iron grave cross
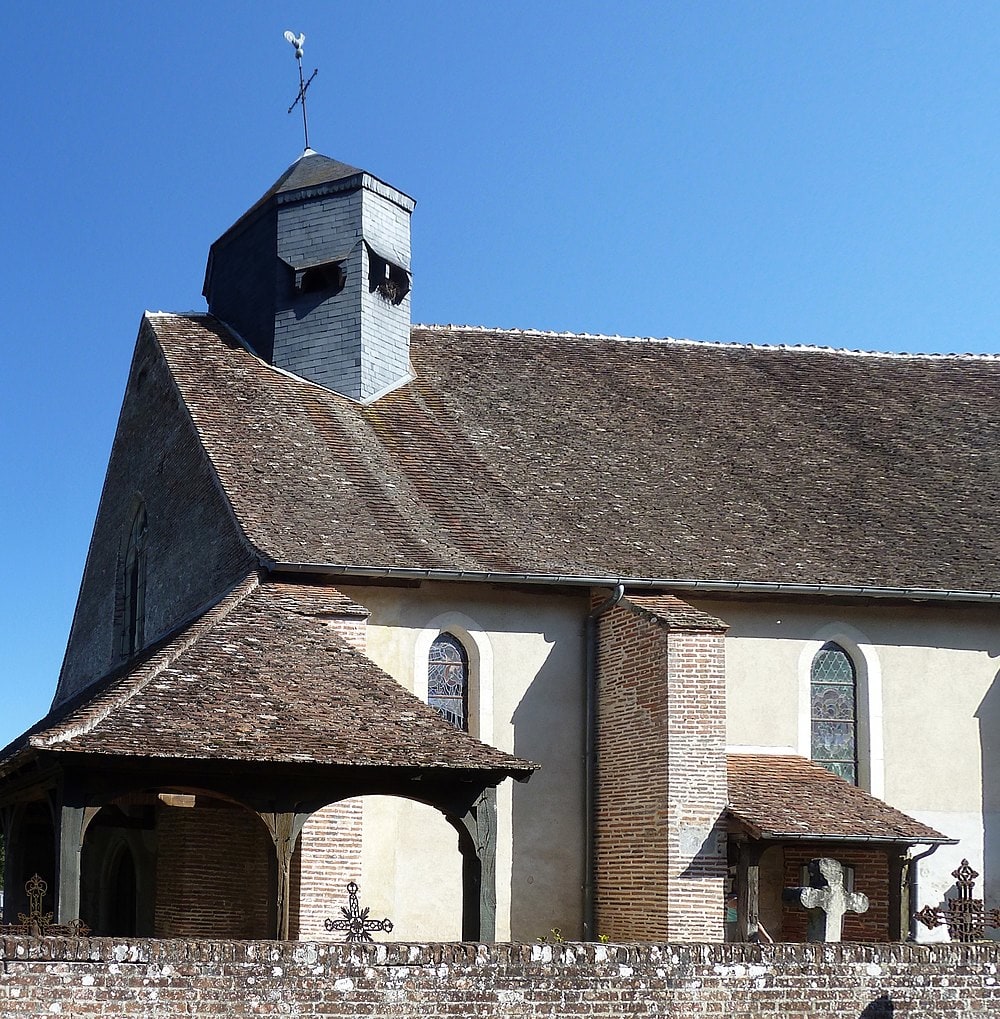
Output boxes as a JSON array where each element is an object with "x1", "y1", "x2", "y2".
[
  {"x1": 0, "y1": 874, "x2": 90, "y2": 937},
  {"x1": 784, "y1": 857, "x2": 869, "y2": 943},
  {"x1": 324, "y1": 881, "x2": 394, "y2": 943},
  {"x1": 914, "y1": 859, "x2": 1000, "y2": 941}
]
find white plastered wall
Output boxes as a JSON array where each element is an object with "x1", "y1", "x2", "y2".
[
  {"x1": 695, "y1": 595, "x2": 1000, "y2": 939},
  {"x1": 345, "y1": 582, "x2": 588, "y2": 941}
]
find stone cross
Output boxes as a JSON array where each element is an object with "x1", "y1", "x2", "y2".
[{"x1": 785, "y1": 858, "x2": 869, "y2": 942}]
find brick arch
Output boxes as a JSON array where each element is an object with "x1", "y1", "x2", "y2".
[
  {"x1": 291, "y1": 792, "x2": 474, "y2": 942},
  {"x1": 150, "y1": 790, "x2": 273, "y2": 939}
]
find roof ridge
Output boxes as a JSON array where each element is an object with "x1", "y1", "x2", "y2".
[
  {"x1": 149, "y1": 313, "x2": 1000, "y2": 360},
  {"x1": 33, "y1": 573, "x2": 262, "y2": 748},
  {"x1": 414, "y1": 322, "x2": 1000, "y2": 361}
]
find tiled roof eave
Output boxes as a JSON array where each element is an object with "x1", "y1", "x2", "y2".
[
  {"x1": 727, "y1": 809, "x2": 956, "y2": 845},
  {"x1": 271, "y1": 561, "x2": 1000, "y2": 605},
  {"x1": 27, "y1": 743, "x2": 534, "y2": 778}
]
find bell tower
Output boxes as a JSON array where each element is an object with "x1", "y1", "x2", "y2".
[{"x1": 203, "y1": 150, "x2": 415, "y2": 402}]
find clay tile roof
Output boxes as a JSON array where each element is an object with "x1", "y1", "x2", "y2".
[
  {"x1": 18, "y1": 575, "x2": 534, "y2": 776},
  {"x1": 626, "y1": 594, "x2": 728, "y2": 631},
  {"x1": 727, "y1": 754, "x2": 952, "y2": 843},
  {"x1": 148, "y1": 314, "x2": 1000, "y2": 594}
]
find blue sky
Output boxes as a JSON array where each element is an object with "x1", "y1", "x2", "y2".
[{"x1": 2, "y1": 2, "x2": 1000, "y2": 745}]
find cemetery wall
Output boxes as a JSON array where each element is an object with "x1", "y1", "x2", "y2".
[{"x1": 1, "y1": 937, "x2": 999, "y2": 1017}]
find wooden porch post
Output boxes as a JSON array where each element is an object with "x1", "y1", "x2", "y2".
[
  {"x1": 261, "y1": 811, "x2": 310, "y2": 940},
  {"x1": 736, "y1": 840, "x2": 765, "y2": 942},
  {"x1": 458, "y1": 787, "x2": 497, "y2": 942},
  {"x1": 0, "y1": 806, "x2": 15, "y2": 924},
  {"x1": 888, "y1": 846, "x2": 907, "y2": 941},
  {"x1": 55, "y1": 803, "x2": 86, "y2": 924}
]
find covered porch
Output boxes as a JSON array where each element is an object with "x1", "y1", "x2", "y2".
[
  {"x1": 0, "y1": 577, "x2": 534, "y2": 940},
  {"x1": 725, "y1": 754, "x2": 954, "y2": 942}
]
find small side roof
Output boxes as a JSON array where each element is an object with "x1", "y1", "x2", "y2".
[
  {"x1": 727, "y1": 754, "x2": 953, "y2": 844},
  {"x1": 626, "y1": 594, "x2": 728, "y2": 631},
  {"x1": 3, "y1": 575, "x2": 534, "y2": 778}
]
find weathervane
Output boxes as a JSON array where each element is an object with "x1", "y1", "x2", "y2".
[{"x1": 284, "y1": 30, "x2": 318, "y2": 150}]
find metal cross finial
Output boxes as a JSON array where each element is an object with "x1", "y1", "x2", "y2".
[
  {"x1": 324, "y1": 881, "x2": 394, "y2": 942},
  {"x1": 284, "y1": 30, "x2": 318, "y2": 150},
  {"x1": 914, "y1": 859, "x2": 1000, "y2": 940}
]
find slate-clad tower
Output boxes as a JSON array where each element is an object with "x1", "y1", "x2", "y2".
[{"x1": 203, "y1": 149, "x2": 415, "y2": 402}]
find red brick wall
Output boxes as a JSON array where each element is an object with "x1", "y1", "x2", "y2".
[
  {"x1": 664, "y1": 629, "x2": 728, "y2": 940},
  {"x1": 593, "y1": 599, "x2": 727, "y2": 941},
  {"x1": 594, "y1": 600, "x2": 669, "y2": 941},
  {"x1": 1, "y1": 939, "x2": 997, "y2": 1017},
  {"x1": 154, "y1": 801, "x2": 271, "y2": 939},
  {"x1": 781, "y1": 844, "x2": 890, "y2": 942},
  {"x1": 291, "y1": 799, "x2": 364, "y2": 941}
]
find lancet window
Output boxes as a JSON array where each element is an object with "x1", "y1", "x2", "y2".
[
  {"x1": 122, "y1": 502, "x2": 148, "y2": 657},
  {"x1": 810, "y1": 642, "x2": 858, "y2": 784},
  {"x1": 428, "y1": 632, "x2": 469, "y2": 731}
]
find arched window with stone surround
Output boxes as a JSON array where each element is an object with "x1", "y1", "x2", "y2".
[
  {"x1": 428, "y1": 632, "x2": 469, "y2": 731},
  {"x1": 121, "y1": 501, "x2": 148, "y2": 657},
  {"x1": 810, "y1": 642, "x2": 858, "y2": 784}
]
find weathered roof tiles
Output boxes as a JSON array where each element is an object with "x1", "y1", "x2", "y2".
[{"x1": 147, "y1": 313, "x2": 1000, "y2": 595}]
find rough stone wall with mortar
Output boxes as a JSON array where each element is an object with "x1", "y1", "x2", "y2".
[
  {"x1": 781, "y1": 844, "x2": 891, "y2": 943},
  {"x1": 55, "y1": 322, "x2": 256, "y2": 707},
  {"x1": 594, "y1": 601, "x2": 727, "y2": 942},
  {"x1": 1, "y1": 939, "x2": 998, "y2": 1017},
  {"x1": 153, "y1": 802, "x2": 271, "y2": 940}
]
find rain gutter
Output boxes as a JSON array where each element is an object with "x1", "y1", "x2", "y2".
[
  {"x1": 751, "y1": 832, "x2": 956, "y2": 845},
  {"x1": 269, "y1": 562, "x2": 1000, "y2": 605},
  {"x1": 907, "y1": 842, "x2": 943, "y2": 941}
]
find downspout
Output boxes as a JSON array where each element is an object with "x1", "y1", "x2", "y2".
[
  {"x1": 583, "y1": 583, "x2": 626, "y2": 940},
  {"x1": 907, "y1": 842, "x2": 941, "y2": 941}
]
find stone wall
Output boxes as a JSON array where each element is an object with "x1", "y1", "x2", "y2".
[
  {"x1": 54, "y1": 319, "x2": 256, "y2": 706},
  {"x1": 0, "y1": 939, "x2": 997, "y2": 1017}
]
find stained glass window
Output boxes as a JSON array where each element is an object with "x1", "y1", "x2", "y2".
[
  {"x1": 122, "y1": 502, "x2": 148, "y2": 657},
  {"x1": 429, "y1": 633, "x2": 469, "y2": 731},
  {"x1": 810, "y1": 643, "x2": 858, "y2": 784}
]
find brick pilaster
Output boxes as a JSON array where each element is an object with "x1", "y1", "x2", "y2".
[{"x1": 594, "y1": 594, "x2": 728, "y2": 940}]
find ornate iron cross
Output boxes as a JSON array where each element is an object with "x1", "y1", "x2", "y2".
[
  {"x1": 0, "y1": 874, "x2": 90, "y2": 937},
  {"x1": 914, "y1": 859, "x2": 1000, "y2": 941},
  {"x1": 324, "y1": 881, "x2": 394, "y2": 943}
]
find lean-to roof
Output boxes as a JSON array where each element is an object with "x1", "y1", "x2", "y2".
[{"x1": 727, "y1": 754, "x2": 951, "y2": 843}]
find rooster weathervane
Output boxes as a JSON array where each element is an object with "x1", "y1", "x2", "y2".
[{"x1": 285, "y1": 30, "x2": 318, "y2": 150}]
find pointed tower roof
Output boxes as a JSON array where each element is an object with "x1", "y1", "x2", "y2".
[{"x1": 264, "y1": 149, "x2": 365, "y2": 199}]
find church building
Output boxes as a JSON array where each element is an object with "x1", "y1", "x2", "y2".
[{"x1": 3, "y1": 149, "x2": 997, "y2": 944}]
